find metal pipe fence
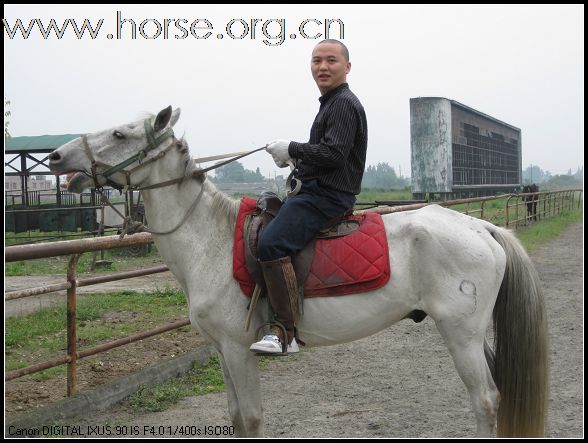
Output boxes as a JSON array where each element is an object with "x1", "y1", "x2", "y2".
[
  {"x1": 505, "y1": 189, "x2": 582, "y2": 228},
  {"x1": 4, "y1": 232, "x2": 186, "y2": 396},
  {"x1": 4, "y1": 189, "x2": 583, "y2": 396}
]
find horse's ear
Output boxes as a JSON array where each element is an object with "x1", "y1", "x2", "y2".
[
  {"x1": 170, "y1": 108, "x2": 181, "y2": 128},
  {"x1": 154, "y1": 106, "x2": 173, "y2": 132}
]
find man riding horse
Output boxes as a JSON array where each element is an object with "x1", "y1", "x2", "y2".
[{"x1": 249, "y1": 39, "x2": 368, "y2": 355}]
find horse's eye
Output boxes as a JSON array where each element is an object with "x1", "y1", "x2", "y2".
[{"x1": 113, "y1": 131, "x2": 125, "y2": 139}]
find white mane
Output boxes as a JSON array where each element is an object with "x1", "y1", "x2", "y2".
[
  {"x1": 175, "y1": 138, "x2": 240, "y2": 226},
  {"x1": 204, "y1": 179, "x2": 240, "y2": 226}
]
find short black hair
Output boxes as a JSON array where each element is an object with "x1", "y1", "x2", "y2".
[{"x1": 316, "y1": 39, "x2": 349, "y2": 62}]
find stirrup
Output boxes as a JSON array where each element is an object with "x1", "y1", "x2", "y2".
[
  {"x1": 250, "y1": 322, "x2": 299, "y2": 355},
  {"x1": 249, "y1": 335, "x2": 299, "y2": 356}
]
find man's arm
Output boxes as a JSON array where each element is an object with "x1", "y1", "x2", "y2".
[{"x1": 289, "y1": 99, "x2": 357, "y2": 168}]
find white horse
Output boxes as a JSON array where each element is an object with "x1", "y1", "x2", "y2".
[{"x1": 48, "y1": 106, "x2": 548, "y2": 437}]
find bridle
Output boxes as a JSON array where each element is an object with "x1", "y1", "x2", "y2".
[
  {"x1": 80, "y1": 118, "x2": 264, "y2": 237},
  {"x1": 82, "y1": 119, "x2": 176, "y2": 193}
]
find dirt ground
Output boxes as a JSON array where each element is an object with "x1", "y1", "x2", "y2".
[{"x1": 4, "y1": 222, "x2": 583, "y2": 437}]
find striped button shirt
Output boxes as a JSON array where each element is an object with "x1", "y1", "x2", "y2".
[{"x1": 288, "y1": 83, "x2": 368, "y2": 195}]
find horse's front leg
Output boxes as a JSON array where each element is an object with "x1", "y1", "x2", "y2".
[
  {"x1": 217, "y1": 344, "x2": 264, "y2": 437},
  {"x1": 187, "y1": 286, "x2": 264, "y2": 436}
]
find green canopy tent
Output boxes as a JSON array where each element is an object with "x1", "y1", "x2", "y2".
[{"x1": 5, "y1": 134, "x2": 81, "y2": 206}]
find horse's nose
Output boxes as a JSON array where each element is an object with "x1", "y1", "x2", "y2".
[{"x1": 48, "y1": 151, "x2": 61, "y2": 161}]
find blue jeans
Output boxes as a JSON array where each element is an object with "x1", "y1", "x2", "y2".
[{"x1": 257, "y1": 179, "x2": 356, "y2": 261}]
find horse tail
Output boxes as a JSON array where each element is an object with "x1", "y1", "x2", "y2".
[{"x1": 489, "y1": 227, "x2": 548, "y2": 437}]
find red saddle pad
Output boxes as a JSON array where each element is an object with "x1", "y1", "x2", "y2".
[{"x1": 232, "y1": 197, "x2": 390, "y2": 298}]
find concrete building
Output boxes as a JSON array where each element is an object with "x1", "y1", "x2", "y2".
[{"x1": 410, "y1": 97, "x2": 521, "y2": 200}]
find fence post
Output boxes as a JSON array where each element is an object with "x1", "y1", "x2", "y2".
[
  {"x1": 515, "y1": 194, "x2": 519, "y2": 229},
  {"x1": 67, "y1": 253, "x2": 81, "y2": 396},
  {"x1": 100, "y1": 206, "x2": 105, "y2": 261}
]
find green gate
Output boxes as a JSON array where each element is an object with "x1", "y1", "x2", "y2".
[
  {"x1": 81, "y1": 208, "x2": 98, "y2": 231},
  {"x1": 39, "y1": 211, "x2": 59, "y2": 232},
  {"x1": 6, "y1": 212, "x2": 15, "y2": 232}
]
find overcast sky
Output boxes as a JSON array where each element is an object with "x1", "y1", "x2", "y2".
[{"x1": 4, "y1": 4, "x2": 584, "y2": 179}]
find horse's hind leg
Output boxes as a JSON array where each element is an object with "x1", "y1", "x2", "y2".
[
  {"x1": 435, "y1": 318, "x2": 499, "y2": 437},
  {"x1": 217, "y1": 345, "x2": 263, "y2": 437}
]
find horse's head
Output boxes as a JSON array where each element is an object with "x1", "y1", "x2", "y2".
[{"x1": 49, "y1": 106, "x2": 181, "y2": 194}]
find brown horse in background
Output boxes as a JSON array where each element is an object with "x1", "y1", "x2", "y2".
[{"x1": 522, "y1": 184, "x2": 539, "y2": 222}]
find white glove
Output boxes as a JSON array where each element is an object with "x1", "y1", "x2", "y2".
[{"x1": 266, "y1": 139, "x2": 292, "y2": 168}]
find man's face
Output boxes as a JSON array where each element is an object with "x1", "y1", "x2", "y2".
[{"x1": 311, "y1": 43, "x2": 351, "y2": 95}]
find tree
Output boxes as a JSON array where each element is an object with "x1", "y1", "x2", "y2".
[
  {"x1": 543, "y1": 174, "x2": 582, "y2": 189},
  {"x1": 522, "y1": 165, "x2": 551, "y2": 184},
  {"x1": 211, "y1": 161, "x2": 265, "y2": 183},
  {"x1": 361, "y1": 162, "x2": 409, "y2": 189},
  {"x1": 243, "y1": 166, "x2": 265, "y2": 182}
]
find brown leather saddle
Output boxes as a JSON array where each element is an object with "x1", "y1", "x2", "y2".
[{"x1": 244, "y1": 191, "x2": 359, "y2": 289}]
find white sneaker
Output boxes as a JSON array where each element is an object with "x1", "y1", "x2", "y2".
[{"x1": 249, "y1": 335, "x2": 299, "y2": 355}]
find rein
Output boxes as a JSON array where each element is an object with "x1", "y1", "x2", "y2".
[
  {"x1": 135, "y1": 146, "x2": 267, "y2": 192},
  {"x1": 193, "y1": 147, "x2": 267, "y2": 175},
  {"x1": 82, "y1": 118, "x2": 265, "y2": 238}
]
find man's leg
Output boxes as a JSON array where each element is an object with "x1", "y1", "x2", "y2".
[
  {"x1": 251, "y1": 183, "x2": 354, "y2": 354},
  {"x1": 257, "y1": 181, "x2": 355, "y2": 261},
  {"x1": 249, "y1": 256, "x2": 300, "y2": 354}
]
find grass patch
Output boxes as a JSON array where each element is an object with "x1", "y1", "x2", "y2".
[
  {"x1": 4, "y1": 248, "x2": 163, "y2": 276},
  {"x1": 354, "y1": 190, "x2": 512, "y2": 226},
  {"x1": 125, "y1": 350, "x2": 306, "y2": 414},
  {"x1": 446, "y1": 196, "x2": 510, "y2": 226},
  {"x1": 31, "y1": 366, "x2": 66, "y2": 381},
  {"x1": 129, "y1": 378, "x2": 194, "y2": 413},
  {"x1": 356, "y1": 188, "x2": 412, "y2": 205},
  {"x1": 5, "y1": 288, "x2": 188, "y2": 377},
  {"x1": 190, "y1": 354, "x2": 225, "y2": 395},
  {"x1": 127, "y1": 355, "x2": 225, "y2": 413},
  {"x1": 516, "y1": 207, "x2": 583, "y2": 253}
]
